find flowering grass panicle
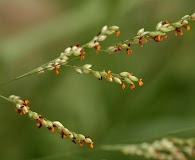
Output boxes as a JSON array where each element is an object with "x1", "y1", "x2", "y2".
[{"x1": 0, "y1": 13, "x2": 195, "y2": 151}]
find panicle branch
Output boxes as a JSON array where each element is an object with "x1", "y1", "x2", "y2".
[
  {"x1": 107, "y1": 13, "x2": 195, "y2": 55},
  {"x1": 7, "y1": 95, "x2": 94, "y2": 148},
  {"x1": 102, "y1": 137, "x2": 195, "y2": 160},
  {"x1": 4, "y1": 25, "x2": 120, "y2": 83},
  {"x1": 28, "y1": 25, "x2": 120, "y2": 75},
  {"x1": 72, "y1": 64, "x2": 143, "y2": 90}
]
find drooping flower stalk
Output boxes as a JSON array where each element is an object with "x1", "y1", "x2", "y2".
[{"x1": 0, "y1": 95, "x2": 94, "y2": 148}]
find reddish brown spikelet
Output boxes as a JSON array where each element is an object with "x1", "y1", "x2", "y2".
[
  {"x1": 80, "y1": 49, "x2": 86, "y2": 60},
  {"x1": 49, "y1": 126, "x2": 55, "y2": 132},
  {"x1": 89, "y1": 142, "x2": 94, "y2": 148},
  {"x1": 94, "y1": 45, "x2": 101, "y2": 53},
  {"x1": 115, "y1": 30, "x2": 120, "y2": 36},
  {"x1": 185, "y1": 24, "x2": 190, "y2": 30},
  {"x1": 130, "y1": 84, "x2": 135, "y2": 90},
  {"x1": 121, "y1": 83, "x2": 125, "y2": 89},
  {"x1": 138, "y1": 79, "x2": 144, "y2": 86},
  {"x1": 154, "y1": 35, "x2": 162, "y2": 42},
  {"x1": 55, "y1": 66, "x2": 60, "y2": 75},
  {"x1": 126, "y1": 48, "x2": 133, "y2": 55},
  {"x1": 175, "y1": 28, "x2": 183, "y2": 36},
  {"x1": 107, "y1": 70, "x2": 113, "y2": 78}
]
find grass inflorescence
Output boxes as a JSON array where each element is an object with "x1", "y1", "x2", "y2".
[{"x1": 0, "y1": 13, "x2": 195, "y2": 150}]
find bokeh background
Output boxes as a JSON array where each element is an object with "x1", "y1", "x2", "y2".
[{"x1": 0, "y1": 0, "x2": 195, "y2": 160}]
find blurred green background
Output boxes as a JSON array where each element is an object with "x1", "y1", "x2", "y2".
[{"x1": 0, "y1": 0, "x2": 195, "y2": 160}]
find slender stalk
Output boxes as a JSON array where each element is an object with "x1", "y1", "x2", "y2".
[{"x1": 0, "y1": 95, "x2": 12, "y2": 103}]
